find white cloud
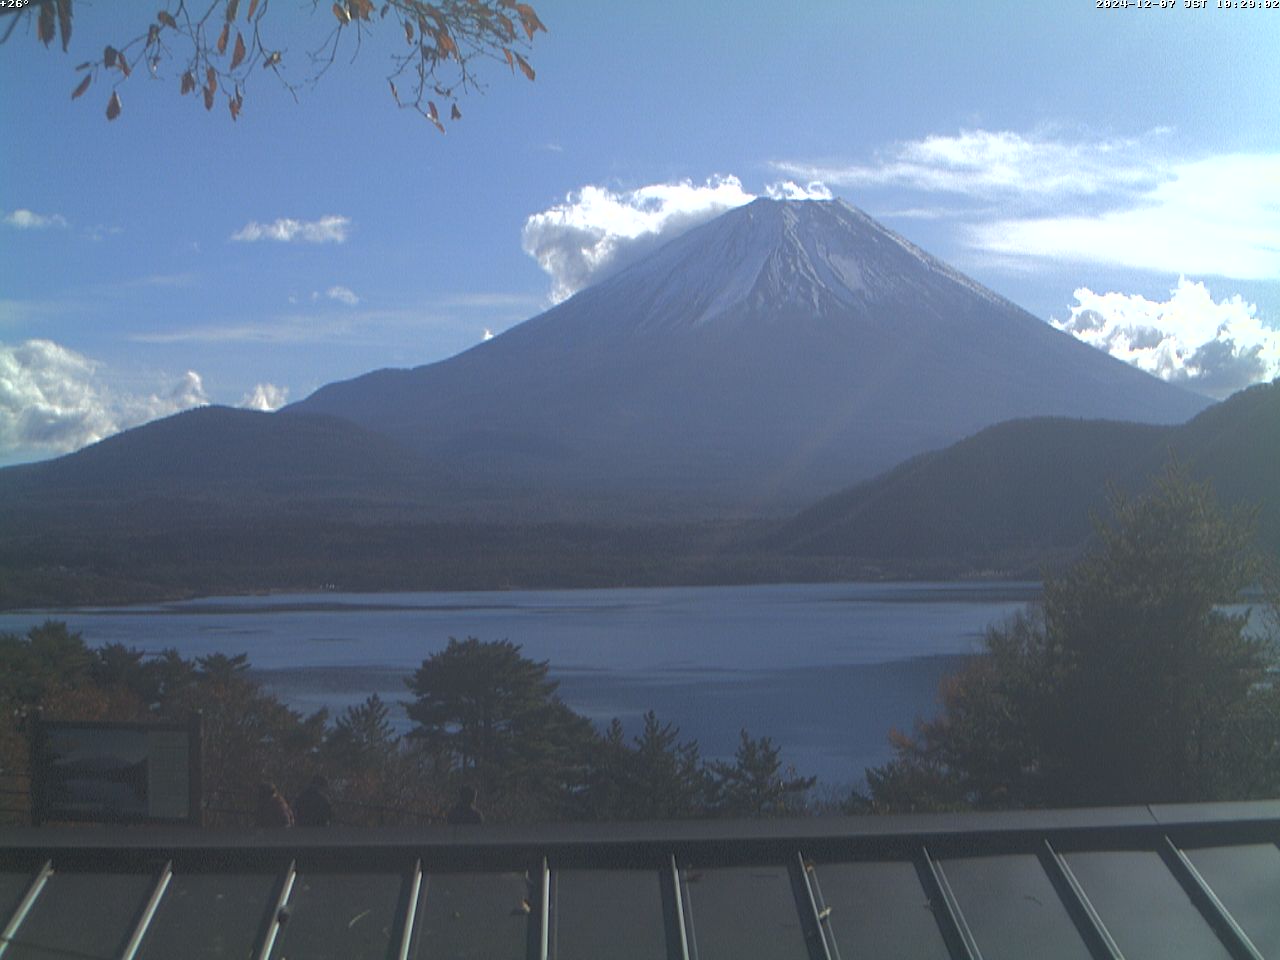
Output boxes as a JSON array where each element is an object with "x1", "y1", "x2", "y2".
[
  {"x1": 969, "y1": 154, "x2": 1280, "y2": 280},
  {"x1": 443, "y1": 292, "x2": 543, "y2": 310},
  {"x1": 128, "y1": 305, "x2": 441, "y2": 347},
  {"x1": 324, "y1": 285, "x2": 360, "y2": 305},
  {"x1": 302, "y1": 286, "x2": 361, "y2": 305},
  {"x1": 1052, "y1": 279, "x2": 1280, "y2": 399},
  {"x1": 765, "y1": 180, "x2": 833, "y2": 201},
  {"x1": 3, "y1": 208, "x2": 69, "y2": 229},
  {"x1": 231, "y1": 215, "x2": 351, "y2": 243},
  {"x1": 118, "y1": 370, "x2": 209, "y2": 423},
  {"x1": 124, "y1": 273, "x2": 197, "y2": 290},
  {"x1": 84, "y1": 223, "x2": 124, "y2": 241},
  {"x1": 774, "y1": 129, "x2": 1164, "y2": 203},
  {"x1": 521, "y1": 176, "x2": 757, "y2": 302},
  {"x1": 240, "y1": 383, "x2": 289, "y2": 411},
  {"x1": 131, "y1": 320, "x2": 351, "y2": 345},
  {"x1": 521, "y1": 176, "x2": 839, "y2": 302},
  {"x1": 0, "y1": 340, "x2": 209, "y2": 460},
  {"x1": 778, "y1": 129, "x2": 1279, "y2": 281}
]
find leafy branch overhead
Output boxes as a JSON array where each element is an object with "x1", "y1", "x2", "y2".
[{"x1": 10, "y1": 0, "x2": 545, "y2": 124}]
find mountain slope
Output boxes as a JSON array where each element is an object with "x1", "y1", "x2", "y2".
[
  {"x1": 778, "y1": 379, "x2": 1280, "y2": 569},
  {"x1": 295, "y1": 198, "x2": 1210, "y2": 514}
]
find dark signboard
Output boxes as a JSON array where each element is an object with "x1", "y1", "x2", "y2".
[{"x1": 31, "y1": 716, "x2": 202, "y2": 826}]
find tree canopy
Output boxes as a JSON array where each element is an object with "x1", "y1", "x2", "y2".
[
  {"x1": 706, "y1": 729, "x2": 816, "y2": 818},
  {"x1": 404, "y1": 636, "x2": 595, "y2": 805},
  {"x1": 579, "y1": 712, "x2": 708, "y2": 821},
  {"x1": 867, "y1": 465, "x2": 1280, "y2": 811},
  {"x1": 5, "y1": 0, "x2": 545, "y2": 124},
  {"x1": 1, "y1": 625, "x2": 817, "y2": 826}
]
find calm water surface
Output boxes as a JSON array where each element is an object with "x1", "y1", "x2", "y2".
[{"x1": 1, "y1": 581, "x2": 1041, "y2": 785}]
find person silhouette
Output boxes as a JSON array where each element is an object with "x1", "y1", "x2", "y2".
[
  {"x1": 446, "y1": 784, "x2": 483, "y2": 824},
  {"x1": 293, "y1": 774, "x2": 333, "y2": 827}
]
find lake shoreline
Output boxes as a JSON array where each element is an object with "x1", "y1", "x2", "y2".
[{"x1": 0, "y1": 582, "x2": 1035, "y2": 786}]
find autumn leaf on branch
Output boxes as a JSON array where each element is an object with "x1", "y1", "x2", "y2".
[
  {"x1": 513, "y1": 51, "x2": 534, "y2": 81},
  {"x1": 13, "y1": 0, "x2": 546, "y2": 127},
  {"x1": 55, "y1": 0, "x2": 72, "y2": 51},
  {"x1": 37, "y1": 2, "x2": 55, "y2": 47}
]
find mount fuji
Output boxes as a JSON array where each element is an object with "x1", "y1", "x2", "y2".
[{"x1": 294, "y1": 197, "x2": 1209, "y2": 515}]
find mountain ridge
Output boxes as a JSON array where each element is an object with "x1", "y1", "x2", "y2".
[
  {"x1": 294, "y1": 197, "x2": 1210, "y2": 513},
  {"x1": 778, "y1": 379, "x2": 1280, "y2": 567},
  {"x1": 1, "y1": 382, "x2": 1272, "y2": 610}
]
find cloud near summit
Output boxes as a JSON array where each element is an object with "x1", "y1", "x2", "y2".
[{"x1": 521, "y1": 176, "x2": 831, "y2": 302}]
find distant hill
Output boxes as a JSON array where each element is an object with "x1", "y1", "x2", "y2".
[
  {"x1": 0, "y1": 385, "x2": 1271, "y2": 609},
  {"x1": 0, "y1": 405, "x2": 457, "y2": 513},
  {"x1": 776, "y1": 380, "x2": 1280, "y2": 573}
]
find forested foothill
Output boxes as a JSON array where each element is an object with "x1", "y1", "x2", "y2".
[{"x1": 1, "y1": 381, "x2": 1275, "y2": 612}]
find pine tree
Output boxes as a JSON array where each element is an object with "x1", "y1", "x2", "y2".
[
  {"x1": 708, "y1": 730, "x2": 815, "y2": 817},
  {"x1": 404, "y1": 637, "x2": 594, "y2": 806}
]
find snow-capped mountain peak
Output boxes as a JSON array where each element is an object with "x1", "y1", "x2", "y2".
[
  {"x1": 553, "y1": 197, "x2": 1009, "y2": 334},
  {"x1": 294, "y1": 196, "x2": 1210, "y2": 513}
]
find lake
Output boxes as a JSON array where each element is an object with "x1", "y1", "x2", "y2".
[{"x1": 0, "y1": 581, "x2": 1042, "y2": 787}]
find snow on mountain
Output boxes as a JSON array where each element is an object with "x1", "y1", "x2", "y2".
[
  {"x1": 530, "y1": 198, "x2": 1009, "y2": 335},
  {"x1": 293, "y1": 198, "x2": 1212, "y2": 516}
]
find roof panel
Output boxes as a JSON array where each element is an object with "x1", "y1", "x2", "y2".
[
  {"x1": 268, "y1": 869, "x2": 406, "y2": 960},
  {"x1": 135, "y1": 869, "x2": 279, "y2": 960},
  {"x1": 412, "y1": 871, "x2": 531, "y2": 960},
  {"x1": 552, "y1": 868, "x2": 672, "y2": 960},
  {"x1": 0, "y1": 868, "x2": 36, "y2": 932},
  {"x1": 940, "y1": 854, "x2": 1092, "y2": 960},
  {"x1": 1181, "y1": 843, "x2": 1280, "y2": 956},
  {"x1": 1, "y1": 803, "x2": 1277, "y2": 957},
  {"x1": 4, "y1": 869, "x2": 155, "y2": 960},
  {"x1": 809, "y1": 858, "x2": 951, "y2": 960},
  {"x1": 679, "y1": 863, "x2": 810, "y2": 960},
  {"x1": 1064, "y1": 850, "x2": 1234, "y2": 960}
]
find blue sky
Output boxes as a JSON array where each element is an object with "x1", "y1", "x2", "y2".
[{"x1": 1, "y1": 0, "x2": 1277, "y2": 464}]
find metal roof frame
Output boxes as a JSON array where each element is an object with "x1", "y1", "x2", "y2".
[{"x1": 1, "y1": 800, "x2": 1278, "y2": 959}]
